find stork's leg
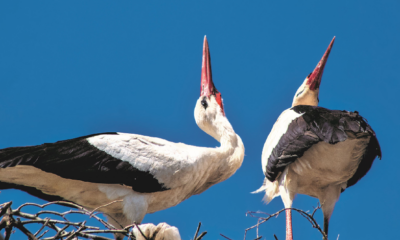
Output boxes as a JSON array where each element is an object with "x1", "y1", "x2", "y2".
[
  {"x1": 323, "y1": 217, "x2": 329, "y2": 240},
  {"x1": 319, "y1": 185, "x2": 341, "y2": 240},
  {"x1": 285, "y1": 208, "x2": 293, "y2": 240},
  {"x1": 279, "y1": 185, "x2": 296, "y2": 240}
]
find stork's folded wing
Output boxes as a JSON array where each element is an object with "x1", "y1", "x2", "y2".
[
  {"x1": 263, "y1": 106, "x2": 381, "y2": 185},
  {"x1": 0, "y1": 132, "x2": 205, "y2": 193}
]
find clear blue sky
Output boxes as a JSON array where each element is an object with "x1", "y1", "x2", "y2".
[{"x1": 0, "y1": 1, "x2": 399, "y2": 239}]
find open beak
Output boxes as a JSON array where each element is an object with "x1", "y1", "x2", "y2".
[
  {"x1": 200, "y1": 36, "x2": 219, "y2": 97},
  {"x1": 307, "y1": 37, "x2": 335, "y2": 90}
]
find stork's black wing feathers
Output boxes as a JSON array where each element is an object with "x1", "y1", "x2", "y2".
[
  {"x1": 0, "y1": 132, "x2": 169, "y2": 193},
  {"x1": 346, "y1": 131, "x2": 381, "y2": 189},
  {"x1": 266, "y1": 117, "x2": 319, "y2": 180},
  {"x1": 265, "y1": 106, "x2": 381, "y2": 187}
]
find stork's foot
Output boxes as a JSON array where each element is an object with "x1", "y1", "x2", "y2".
[{"x1": 132, "y1": 223, "x2": 182, "y2": 240}]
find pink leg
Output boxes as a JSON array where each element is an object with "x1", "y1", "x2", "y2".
[{"x1": 285, "y1": 209, "x2": 293, "y2": 240}]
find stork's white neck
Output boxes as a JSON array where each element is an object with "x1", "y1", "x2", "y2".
[
  {"x1": 194, "y1": 96, "x2": 243, "y2": 158},
  {"x1": 202, "y1": 111, "x2": 244, "y2": 187},
  {"x1": 292, "y1": 77, "x2": 320, "y2": 107},
  {"x1": 194, "y1": 96, "x2": 244, "y2": 188},
  {"x1": 216, "y1": 116, "x2": 241, "y2": 155}
]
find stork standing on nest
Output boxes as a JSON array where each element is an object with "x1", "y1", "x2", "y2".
[
  {"x1": 254, "y1": 37, "x2": 381, "y2": 240},
  {"x1": 0, "y1": 36, "x2": 244, "y2": 235}
]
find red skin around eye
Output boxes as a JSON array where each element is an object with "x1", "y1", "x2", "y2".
[{"x1": 215, "y1": 92, "x2": 225, "y2": 116}]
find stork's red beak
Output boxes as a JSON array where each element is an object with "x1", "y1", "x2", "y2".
[
  {"x1": 200, "y1": 36, "x2": 224, "y2": 115},
  {"x1": 200, "y1": 36, "x2": 219, "y2": 97},
  {"x1": 306, "y1": 37, "x2": 335, "y2": 90}
]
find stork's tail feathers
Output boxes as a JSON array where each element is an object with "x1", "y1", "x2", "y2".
[
  {"x1": 251, "y1": 178, "x2": 280, "y2": 204},
  {"x1": 251, "y1": 184, "x2": 267, "y2": 194}
]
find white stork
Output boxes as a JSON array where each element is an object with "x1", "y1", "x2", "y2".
[
  {"x1": 254, "y1": 37, "x2": 381, "y2": 240},
  {"x1": 0, "y1": 36, "x2": 244, "y2": 234}
]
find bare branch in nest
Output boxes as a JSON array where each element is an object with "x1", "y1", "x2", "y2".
[
  {"x1": 196, "y1": 232, "x2": 207, "y2": 240},
  {"x1": 0, "y1": 200, "x2": 206, "y2": 240},
  {"x1": 220, "y1": 233, "x2": 233, "y2": 240},
  {"x1": 89, "y1": 200, "x2": 123, "y2": 216},
  {"x1": 221, "y1": 204, "x2": 329, "y2": 240},
  {"x1": 133, "y1": 222, "x2": 149, "y2": 240},
  {"x1": 193, "y1": 222, "x2": 207, "y2": 240},
  {"x1": 0, "y1": 200, "x2": 124, "y2": 240},
  {"x1": 193, "y1": 222, "x2": 201, "y2": 240},
  {"x1": 34, "y1": 218, "x2": 50, "y2": 237}
]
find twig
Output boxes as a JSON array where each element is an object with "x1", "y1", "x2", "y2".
[
  {"x1": 241, "y1": 205, "x2": 328, "y2": 240},
  {"x1": 1, "y1": 205, "x2": 13, "y2": 240},
  {"x1": 256, "y1": 218, "x2": 260, "y2": 238},
  {"x1": 133, "y1": 222, "x2": 149, "y2": 240},
  {"x1": 21, "y1": 219, "x2": 98, "y2": 228},
  {"x1": 13, "y1": 201, "x2": 115, "y2": 230},
  {"x1": 42, "y1": 232, "x2": 113, "y2": 240},
  {"x1": 196, "y1": 232, "x2": 207, "y2": 240},
  {"x1": 34, "y1": 218, "x2": 50, "y2": 237},
  {"x1": 15, "y1": 201, "x2": 88, "y2": 213},
  {"x1": 243, "y1": 208, "x2": 286, "y2": 240},
  {"x1": 123, "y1": 223, "x2": 136, "y2": 230},
  {"x1": 194, "y1": 222, "x2": 201, "y2": 240},
  {"x1": 0, "y1": 202, "x2": 12, "y2": 219},
  {"x1": 14, "y1": 218, "x2": 38, "y2": 240},
  {"x1": 64, "y1": 221, "x2": 86, "y2": 240},
  {"x1": 89, "y1": 199, "x2": 123, "y2": 216},
  {"x1": 50, "y1": 224, "x2": 69, "y2": 240},
  {"x1": 220, "y1": 233, "x2": 233, "y2": 240},
  {"x1": 1, "y1": 200, "x2": 206, "y2": 240},
  {"x1": 311, "y1": 203, "x2": 320, "y2": 218},
  {"x1": 1, "y1": 201, "x2": 128, "y2": 239},
  {"x1": 193, "y1": 222, "x2": 207, "y2": 240},
  {"x1": 37, "y1": 229, "x2": 49, "y2": 239}
]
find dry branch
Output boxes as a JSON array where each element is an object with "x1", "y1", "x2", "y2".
[
  {"x1": 0, "y1": 201, "x2": 206, "y2": 240},
  {"x1": 221, "y1": 204, "x2": 329, "y2": 240}
]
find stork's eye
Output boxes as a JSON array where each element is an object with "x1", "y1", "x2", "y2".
[{"x1": 201, "y1": 98, "x2": 208, "y2": 109}]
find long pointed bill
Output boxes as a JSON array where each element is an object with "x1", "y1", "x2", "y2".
[
  {"x1": 200, "y1": 36, "x2": 225, "y2": 115},
  {"x1": 306, "y1": 37, "x2": 335, "y2": 90},
  {"x1": 201, "y1": 36, "x2": 218, "y2": 97}
]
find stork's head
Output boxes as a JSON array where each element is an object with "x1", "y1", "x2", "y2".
[
  {"x1": 292, "y1": 37, "x2": 335, "y2": 107},
  {"x1": 195, "y1": 36, "x2": 226, "y2": 142}
]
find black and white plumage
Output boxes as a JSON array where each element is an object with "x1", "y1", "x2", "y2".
[
  {"x1": 0, "y1": 37, "x2": 245, "y2": 232},
  {"x1": 255, "y1": 37, "x2": 381, "y2": 240},
  {"x1": 263, "y1": 106, "x2": 381, "y2": 187},
  {"x1": 0, "y1": 132, "x2": 169, "y2": 193}
]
